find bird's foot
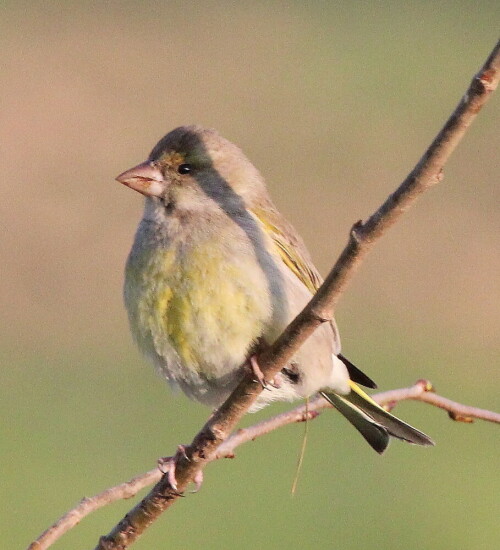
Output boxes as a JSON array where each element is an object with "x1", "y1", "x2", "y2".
[
  {"x1": 158, "y1": 445, "x2": 190, "y2": 492},
  {"x1": 248, "y1": 355, "x2": 281, "y2": 389},
  {"x1": 191, "y1": 470, "x2": 204, "y2": 493},
  {"x1": 249, "y1": 355, "x2": 266, "y2": 387}
]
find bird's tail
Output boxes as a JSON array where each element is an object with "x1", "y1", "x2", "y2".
[{"x1": 320, "y1": 381, "x2": 434, "y2": 454}]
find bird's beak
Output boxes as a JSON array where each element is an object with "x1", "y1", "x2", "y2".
[{"x1": 116, "y1": 161, "x2": 165, "y2": 197}]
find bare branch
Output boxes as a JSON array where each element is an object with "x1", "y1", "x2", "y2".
[
  {"x1": 27, "y1": 379, "x2": 500, "y2": 550},
  {"x1": 27, "y1": 471, "x2": 160, "y2": 550},
  {"x1": 375, "y1": 380, "x2": 500, "y2": 423},
  {"x1": 88, "y1": 38, "x2": 500, "y2": 550}
]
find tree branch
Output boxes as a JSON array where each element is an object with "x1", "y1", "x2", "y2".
[
  {"x1": 26, "y1": 40, "x2": 500, "y2": 550},
  {"x1": 27, "y1": 379, "x2": 500, "y2": 550},
  {"x1": 89, "y1": 38, "x2": 500, "y2": 549}
]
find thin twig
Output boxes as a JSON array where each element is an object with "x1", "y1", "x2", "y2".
[
  {"x1": 90, "y1": 39, "x2": 500, "y2": 549},
  {"x1": 27, "y1": 471, "x2": 161, "y2": 550},
  {"x1": 375, "y1": 380, "x2": 500, "y2": 423},
  {"x1": 27, "y1": 380, "x2": 500, "y2": 550}
]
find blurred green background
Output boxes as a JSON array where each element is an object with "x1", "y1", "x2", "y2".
[{"x1": 1, "y1": 1, "x2": 499, "y2": 549}]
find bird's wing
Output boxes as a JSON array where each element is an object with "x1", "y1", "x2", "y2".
[
  {"x1": 250, "y1": 200, "x2": 343, "y2": 355},
  {"x1": 250, "y1": 202, "x2": 323, "y2": 295},
  {"x1": 251, "y1": 200, "x2": 434, "y2": 450},
  {"x1": 251, "y1": 199, "x2": 374, "y2": 383}
]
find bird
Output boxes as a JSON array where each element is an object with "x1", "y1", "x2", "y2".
[{"x1": 117, "y1": 125, "x2": 433, "y2": 454}]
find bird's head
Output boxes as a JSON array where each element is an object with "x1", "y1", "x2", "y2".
[{"x1": 116, "y1": 126, "x2": 267, "y2": 214}]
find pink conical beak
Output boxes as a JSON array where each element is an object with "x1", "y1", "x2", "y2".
[{"x1": 116, "y1": 161, "x2": 165, "y2": 197}]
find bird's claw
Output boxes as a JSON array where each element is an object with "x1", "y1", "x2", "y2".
[
  {"x1": 157, "y1": 445, "x2": 190, "y2": 492},
  {"x1": 249, "y1": 356, "x2": 281, "y2": 390},
  {"x1": 167, "y1": 458, "x2": 179, "y2": 492},
  {"x1": 249, "y1": 355, "x2": 267, "y2": 387},
  {"x1": 191, "y1": 470, "x2": 204, "y2": 493}
]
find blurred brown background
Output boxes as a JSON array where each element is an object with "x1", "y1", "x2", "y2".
[{"x1": 1, "y1": 2, "x2": 498, "y2": 549}]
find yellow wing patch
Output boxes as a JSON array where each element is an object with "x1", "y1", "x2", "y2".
[
  {"x1": 250, "y1": 207, "x2": 321, "y2": 295},
  {"x1": 349, "y1": 380, "x2": 386, "y2": 409},
  {"x1": 251, "y1": 205, "x2": 374, "y2": 398}
]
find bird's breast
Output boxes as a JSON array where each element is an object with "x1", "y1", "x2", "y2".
[{"x1": 124, "y1": 221, "x2": 279, "y2": 383}]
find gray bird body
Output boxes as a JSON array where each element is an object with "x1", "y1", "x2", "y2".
[
  {"x1": 119, "y1": 125, "x2": 433, "y2": 450},
  {"x1": 124, "y1": 174, "x2": 348, "y2": 410}
]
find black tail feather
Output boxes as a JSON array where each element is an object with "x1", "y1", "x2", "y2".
[
  {"x1": 320, "y1": 391, "x2": 390, "y2": 453},
  {"x1": 338, "y1": 354, "x2": 377, "y2": 389}
]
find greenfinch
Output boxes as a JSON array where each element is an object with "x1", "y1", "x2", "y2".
[{"x1": 117, "y1": 125, "x2": 433, "y2": 453}]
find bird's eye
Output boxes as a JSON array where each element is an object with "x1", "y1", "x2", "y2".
[{"x1": 177, "y1": 164, "x2": 192, "y2": 175}]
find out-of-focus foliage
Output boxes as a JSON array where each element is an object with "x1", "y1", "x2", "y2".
[{"x1": 0, "y1": 2, "x2": 498, "y2": 549}]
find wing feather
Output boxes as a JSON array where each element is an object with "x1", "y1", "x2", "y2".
[{"x1": 251, "y1": 203, "x2": 322, "y2": 294}]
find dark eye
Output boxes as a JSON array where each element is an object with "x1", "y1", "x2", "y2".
[{"x1": 177, "y1": 164, "x2": 192, "y2": 175}]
